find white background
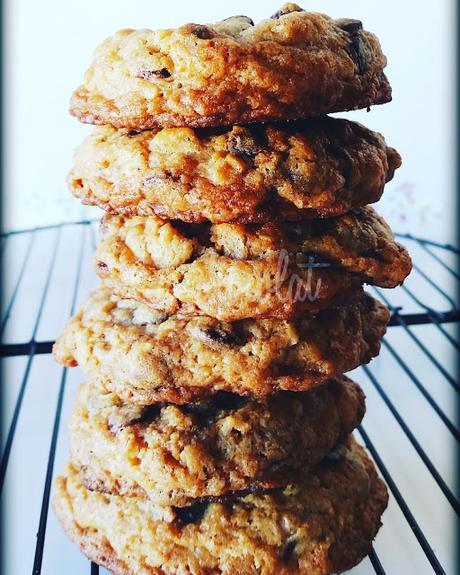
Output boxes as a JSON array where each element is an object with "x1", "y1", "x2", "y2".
[{"x1": 2, "y1": 0, "x2": 457, "y2": 242}]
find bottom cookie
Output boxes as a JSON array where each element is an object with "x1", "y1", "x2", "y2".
[{"x1": 53, "y1": 437, "x2": 388, "y2": 575}]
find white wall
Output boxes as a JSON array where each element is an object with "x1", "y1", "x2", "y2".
[{"x1": 3, "y1": 0, "x2": 456, "y2": 241}]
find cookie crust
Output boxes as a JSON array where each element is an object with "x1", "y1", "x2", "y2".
[
  {"x1": 70, "y1": 375, "x2": 365, "y2": 506},
  {"x1": 68, "y1": 118, "x2": 400, "y2": 224},
  {"x1": 53, "y1": 288, "x2": 389, "y2": 403},
  {"x1": 93, "y1": 207, "x2": 411, "y2": 321},
  {"x1": 70, "y1": 5, "x2": 391, "y2": 129},
  {"x1": 53, "y1": 437, "x2": 388, "y2": 575}
]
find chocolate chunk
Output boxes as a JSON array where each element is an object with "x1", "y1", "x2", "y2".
[
  {"x1": 191, "y1": 25, "x2": 214, "y2": 40},
  {"x1": 227, "y1": 128, "x2": 266, "y2": 164},
  {"x1": 200, "y1": 327, "x2": 246, "y2": 347},
  {"x1": 270, "y1": 4, "x2": 304, "y2": 20},
  {"x1": 173, "y1": 501, "x2": 208, "y2": 526},
  {"x1": 138, "y1": 68, "x2": 171, "y2": 81},
  {"x1": 145, "y1": 168, "x2": 180, "y2": 185},
  {"x1": 282, "y1": 539, "x2": 297, "y2": 563},
  {"x1": 181, "y1": 392, "x2": 248, "y2": 422},
  {"x1": 337, "y1": 19, "x2": 366, "y2": 75},
  {"x1": 108, "y1": 404, "x2": 162, "y2": 433},
  {"x1": 222, "y1": 15, "x2": 254, "y2": 26},
  {"x1": 96, "y1": 260, "x2": 108, "y2": 271},
  {"x1": 324, "y1": 143, "x2": 353, "y2": 187},
  {"x1": 318, "y1": 445, "x2": 345, "y2": 469},
  {"x1": 212, "y1": 391, "x2": 248, "y2": 412},
  {"x1": 197, "y1": 485, "x2": 276, "y2": 505},
  {"x1": 336, "y1": 18, "x2": 363, "y2": 34},
  {"x1": 128, "y1": 404, "x2": 163, "y2": 426},
  {"x1": 348, "y1": 34, "x2": 366, "y2": 75}
]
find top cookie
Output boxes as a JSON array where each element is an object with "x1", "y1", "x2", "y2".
[{"x1": 70, "y1": 4, "x2": 391, "y2": 129}]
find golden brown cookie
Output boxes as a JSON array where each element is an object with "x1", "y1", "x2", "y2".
[
  {"x1": 70, "y1": 375, "x2": 365, "y2": 506},
  {"x1": 68, "y1": 118, "x2": 401, "y2": 224},
  {"x1": 53, "y1": 288, "x2": 389, "y2": 404},
  {"x1": 53, "y1": 437, "x2": 388, "y2": 575},
  {"x1": 70, "y1": 5, "x2": 391, "y2": 129},
  {"x1": 93, "y1": 207, "x2": 411, "y2": 321}
]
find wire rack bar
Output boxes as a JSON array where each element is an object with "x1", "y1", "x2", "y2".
[
  {"x1": 375, "y1": 289, "x2": 459, "y2": 393},
  {"x1": 362, "y1": 366, "x2": 459, "y2": 515},
  {"x1": 415, "y1": 238, "x2": 460, "y2": 279},
  {"x1": 0, "y1": 341, "x2": 54, "y2": 357},
  {"x1": 358, "y1": 427, "x2": 447, "y2": 575},
  {"x1": 368, "y1": 548, "x2": 387, "y2": 575},
  {"x1": 0, "y1": 231, "x2": 36, "y2": 337},
  {"x1": 411, "y1": 264, "x2": 457, "y2": 310},
  {"x1": 32, "y1": 370, "x2": 68, "y2": 575},
  {"x1": 32, "y1": 226, "x2": 87, "y2": 574},
  {"x1": 381, "y1": 339, "x2": 459, "y2": 441},
  {"x1": 398, "y1": 283, "x2": 460, "y2": 347},
  {"x1": 421, "y1": 313, "x2": 460, "y2": 350},
  {"x1": 0, "y1": 229, "x2": 62, "y2": 490},
  {"x1": 396, "y1": 232, "x2": 458, "y2": 252}
]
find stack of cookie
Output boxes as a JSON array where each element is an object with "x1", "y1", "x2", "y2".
[{"x1": 53, "y1": 5, "x2": 412, "y2": 574}]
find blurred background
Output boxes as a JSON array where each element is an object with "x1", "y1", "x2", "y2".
[
  {"x1": 1, "y1": 2, "x2": 458, "y2": 575},
  {"x1": 2, "y1": 0, "x2": 457, "y2": 241}
]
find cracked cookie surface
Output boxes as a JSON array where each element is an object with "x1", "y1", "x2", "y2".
[
  {"x1": 93, "y1": 207, "x2": 411, "y2": 321},
  {"x1": 70, "y1": 4, "x2": 391, "y2": 129},
  {"x1": 70, "y1": 375, "x2": 365, "y2": 506},
  {"x1": 53, "y1": 437, "x2": 388, "y2": 575},
  {"x1": 53, "y1": 288, "x2": 389, "y2": 403},
  {"x1": 68, "y1": 118, "x2": 400, "y2": 224}
]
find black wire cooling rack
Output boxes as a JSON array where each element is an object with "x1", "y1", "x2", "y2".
[{"x1": 0, "y1": 220, "x2": 458, "y2": 575}]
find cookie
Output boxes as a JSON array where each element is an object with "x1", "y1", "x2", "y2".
[
  {"x1": 93, "y1": 207, "x2": 411, "y2": 321},
  {"x1": 53, "y1": 288, "x2": 389, "y2": 404},
  {"x1": 70, "y1": 375, "x2": 365, "y2": 506},
  {"x1": 54, "y1": 437, "x2": 388, "y2": 575},
  {"x1": 68, "y1": 118, "x2": 401, "y2": 224},
  {"x1": 69, "y1": 4, "x2": 391, "y2": 129}
]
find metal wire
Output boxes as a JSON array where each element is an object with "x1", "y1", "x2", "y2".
[
  {"x1": 357, "y1": 427, "x2": 447, "y2": 575},
  {"x1": 0, "y1": 223, "x2": 458, "y2": 575},
  {"x1": 32, "y1": 226, "x2": 87, "y2": 574}
]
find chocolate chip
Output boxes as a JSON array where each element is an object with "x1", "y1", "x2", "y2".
[
  {"x1": 336, "y1": 18, "x2": 363, "y2": 33},
  {"x1": 212, "y1": 392, "x2": 248, "y2": 411},
  {"x1": 181, "y1": 392, "x2": 248, "y2": 423},
  {"x1": 173, "y1": 501, "x2": 208, "y2": 526},
  {"x1": 348, "y1": 35, "x2": 366, "y2": 75},
  {"x1": 227, "y1": 130, "x2": 265, "y2": 164},
  {"x1": 270, "y1": 4, "x2": 304, "y2": 20},
  {"x1": 336, "y1": 19, "x2": 366, "y2": 75},
  {"x1": 96, "y1": 260, "x2": 108, "y2": 271},
  {"x1": 191, "y1": 25, "x2": 214, "y2": 39},
  {"x1": 324, "y1": 143, "x2": 353, "y2": 187},
  {"x1": 129, "y1": 404, "x2": 163, "y2": 426},
  {"x1": 108, "y1": 404, "x2": 162, "y2": 433},
  {"x1": 282, "y1": 540, "x2": 297, "y2": 563},
  {"x1": 222, "y1": 15, "x2": 254, "y2": 26},
  {"x1": 318, "y1": 446, "x2": 344, "y2": 469},
  {"x1": 145, "y1": 169, "x2": 180, "y2": 185},
  {"x1": 198, "y1": 485, "x2": 275, "y2": 505},
  {"x1": 138, "y1": 68, "x2": 171, "y2": 81},
  {"x1": 200, "y1": 327, "x2": 246, "y2": 347}
]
